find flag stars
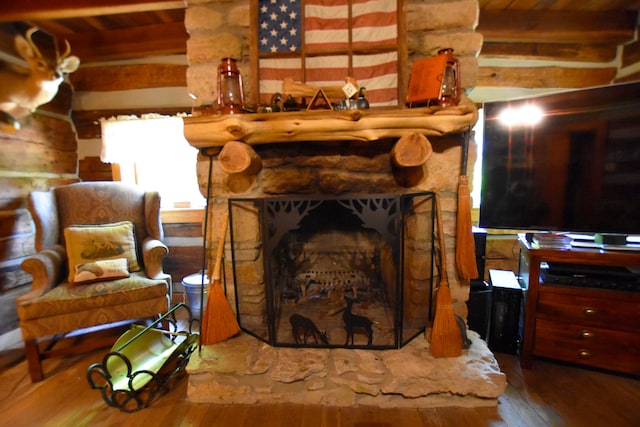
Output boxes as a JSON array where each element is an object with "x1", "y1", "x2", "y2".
[{"x1": 259, "y1": 0, "x2": 301, "y2": 53}]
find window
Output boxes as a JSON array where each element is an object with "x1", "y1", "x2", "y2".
[
  {"x1": 253, "y1": 0, "x2": 402, "y2": 107},
  {"x1": 471, "y1": 108, "x2": 483, "y2": 209},
  {"x1": 100, "y1": 115, "x2": 205, "y2": 212}
]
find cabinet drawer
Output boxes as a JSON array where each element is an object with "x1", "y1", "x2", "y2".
[
  {"x1": 537, "y1": 290, "x2": 640, "y2": 331},
  {"x1": 534, "y1": 318, "x2": 640, "y2": 375}
]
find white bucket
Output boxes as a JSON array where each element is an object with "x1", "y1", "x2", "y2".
[{"x1": 182, "y1": 271, "x2": 209, "y2": 320}]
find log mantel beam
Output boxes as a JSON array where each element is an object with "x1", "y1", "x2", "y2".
[{"x1": 183, "y1": 96, "x2": 478, "y2": 150}]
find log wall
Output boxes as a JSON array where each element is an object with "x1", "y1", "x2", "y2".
[{"x1": 0, "y1": 76, "x2": 77, "y2": 334}]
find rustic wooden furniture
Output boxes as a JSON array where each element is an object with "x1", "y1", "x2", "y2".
[
  {"x1": 18, "y1": 181, "x2": 172, "y2": 382},
  {"x1": 518, "y1": 235, "x2": 640, "y2": 376}
]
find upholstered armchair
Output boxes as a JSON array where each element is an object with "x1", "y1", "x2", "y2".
[{"x1": 17, "y1": 181, "x2": 172, "y2": 382}]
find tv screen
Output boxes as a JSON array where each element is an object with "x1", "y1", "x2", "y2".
[{"x1": 479, "y1": 82, "x2": 640, "y2": 236}]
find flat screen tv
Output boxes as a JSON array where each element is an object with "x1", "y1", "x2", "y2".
[{"x1": 479, "y1": 82, "x2": 640, "y2": 239}]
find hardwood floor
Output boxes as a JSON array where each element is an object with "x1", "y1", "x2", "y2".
[{"x1": 1, "y1": 331, "x2": 639, "y2": 427}]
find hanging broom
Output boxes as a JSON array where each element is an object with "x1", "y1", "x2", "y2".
[
  {"x1": 201, "y1": 210, "x2": 241, "y2": 345},
  {"x1": 455, "y1": 132, "x2": 479, "y2": 280},
  {"x1": 430, "y1": 190, "x2": 462, "y2": 358}
]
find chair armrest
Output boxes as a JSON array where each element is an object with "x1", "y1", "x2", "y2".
[
  {"x1": 18, "y1": 245, "x2": 67, "y2": 304},
  {"x1": 142, "y1": 237, "x2": 169, "y2": 279}
]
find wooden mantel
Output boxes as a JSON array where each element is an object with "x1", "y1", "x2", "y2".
[{"x1": 182, "y1": 95, "x2": 478, "y2": 149}]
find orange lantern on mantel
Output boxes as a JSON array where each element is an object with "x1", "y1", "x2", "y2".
[
  {"x1": 217, "y1": 58, "x2": 245, "y2": 114},
  {"x1": 437, "y1": 48, "x2": 461, "y2": 107}
]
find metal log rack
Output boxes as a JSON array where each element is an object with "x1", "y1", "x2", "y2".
[{"x1": 86, "y1": 303, "x2": 199, "y2": 412}]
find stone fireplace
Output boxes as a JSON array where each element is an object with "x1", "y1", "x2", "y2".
[
  {"x1": 180, "y1": 0, "x2": 506, "y2": 407},
  {"x1": 180, "y1": 105, "x2": 508, "y2": 407}
]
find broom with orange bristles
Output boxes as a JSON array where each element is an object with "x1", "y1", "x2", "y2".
[
  {"x1": 455, "y1": 132, "x2": 479, "y2": 280},
  {"x1": 200, "y1": 210, "x2": 241, "y2": 345},
  {"x1": 429, "y1": 190, "x2": 462, "y2": 358}
]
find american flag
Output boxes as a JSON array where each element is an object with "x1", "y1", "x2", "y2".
[{"x1": 258, "y1": 0, "x2": 398, "y2": 107}]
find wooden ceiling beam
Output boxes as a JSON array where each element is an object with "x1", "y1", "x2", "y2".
[
  {"x1": 64, "y1": 22, "x2": 187, "y2": 62},
  {"x1": 477, "y1": 66, "x2": 617, "y2": 88},
  {"x1": 0, "y1": 0, "x2": 185, "y2": 22},
  {"x1": 478, "y1": 10, "x2": 638, "y2": 44},
  {"x1": 481, "y1": 42, "x2": 618, "y2": 63}
]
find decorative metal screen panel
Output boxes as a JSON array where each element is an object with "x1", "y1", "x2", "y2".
[{"x1": 228, "y1": 192, "x2": 434, "y2": 349}]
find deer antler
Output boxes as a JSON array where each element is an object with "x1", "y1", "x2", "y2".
[
  {"x1": 60, "y1": 40, "x2": 72, "y2": 59},
  {"x1": 24, "y1": 27, "x2": 44, "y2": 60}
]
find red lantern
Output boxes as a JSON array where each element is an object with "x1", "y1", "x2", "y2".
[{"x1": 217, "y1": 58, "x2": 244, "y2": 114}]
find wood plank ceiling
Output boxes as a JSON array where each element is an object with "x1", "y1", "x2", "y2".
[{"x1": 0, "y1": 0, "x2": 637, "y2": 65}]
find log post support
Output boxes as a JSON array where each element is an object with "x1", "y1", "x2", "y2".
[
  {"x1": 218, "y1": 140, "x2": 262, "y2": 176},
  {"x1": 390, "y1": 132, "x2": 433, "y2": 168}
]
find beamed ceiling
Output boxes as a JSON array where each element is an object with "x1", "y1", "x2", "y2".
[{"x1": 0, "y1": 0, "x2": 637, "y2": 65}]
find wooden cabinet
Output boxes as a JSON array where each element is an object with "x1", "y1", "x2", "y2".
[{"x1": 518, "y1": 236, "x2": 640, "y2": 375}]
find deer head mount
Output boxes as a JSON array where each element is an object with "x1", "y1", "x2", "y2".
[{"x1": 0, "y1": 27, "x2": 80, "y2": 130}]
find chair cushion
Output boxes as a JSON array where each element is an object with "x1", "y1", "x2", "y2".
[
  {"x1": 64, "y1": 221, "x2": 141, "y2": 283},
  {"x1": 17, "y1": 272, "x2": 168, "y2": 322},
  {"x1": 74, "y1": 258, "x2": 130, "y2": 284}
]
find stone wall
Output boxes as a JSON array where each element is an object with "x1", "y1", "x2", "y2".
[{"x1": 184, "y1": 0, "x2": 482, "y2": 320}]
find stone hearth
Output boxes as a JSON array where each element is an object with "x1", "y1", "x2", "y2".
[{"x1": 186, "y1": 330, "x2": 506, "y2": 408}]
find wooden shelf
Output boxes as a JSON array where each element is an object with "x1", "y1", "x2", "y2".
[{"x1": 183, "y1": 95, "x2": 478, "y2": 149}]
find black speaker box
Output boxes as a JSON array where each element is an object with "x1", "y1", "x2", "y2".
[
  {"x1": 488, "y1": 275, "x2": 524, "y2": 355},
  {"x1": 467, "y1": 280, "x2": 492, "y2": 340},
  {"x1": 466, "y1": 228, "x2": 491, "y2": 339}
]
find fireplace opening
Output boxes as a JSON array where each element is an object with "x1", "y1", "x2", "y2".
[{"x1": 228, "y1": 192, "x2": 435, "y2": 349}]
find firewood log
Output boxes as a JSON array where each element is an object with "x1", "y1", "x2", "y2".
[{"x1": 282, "y1": 76, "x2": 358, "y2": 99}]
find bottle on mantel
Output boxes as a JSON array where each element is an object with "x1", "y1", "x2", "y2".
[{"x1": 355, "y1": 87, "x2": 370, "y2": 109}]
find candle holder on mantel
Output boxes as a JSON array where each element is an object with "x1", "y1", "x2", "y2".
[
  {"x1": 437, "y1": 48, "x2": 461, "y2": 107},
  {"x1": 217, "y1": 57, "x2": 244, "y2": 114}
]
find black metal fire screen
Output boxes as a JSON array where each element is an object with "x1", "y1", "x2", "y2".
[{"x1": 228, "y1": 192, "x2": 435, "y2": 349}]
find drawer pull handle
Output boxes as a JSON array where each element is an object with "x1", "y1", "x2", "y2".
[
  {"x1": 583, "y1": 307, "x2": 598, "y2": 316},
  {"x1": 579, "y1": 330, "x2": 595, "y2": 339},
  {"x1": 578, "y1": 349, "x2": 592, "y2": 359}
]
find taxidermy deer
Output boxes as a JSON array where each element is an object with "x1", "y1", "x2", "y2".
[{"x1": 0, "y1": 27, "x2": 80, "y2": 129}]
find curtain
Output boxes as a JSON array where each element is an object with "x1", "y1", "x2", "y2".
[{"x1": 100, "y1": 115, "x2": 187, "y2": 164}]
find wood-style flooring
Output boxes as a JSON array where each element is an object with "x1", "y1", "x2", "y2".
[{"x1": 1, "y1": 329, "x2": 639, "y2": 427}]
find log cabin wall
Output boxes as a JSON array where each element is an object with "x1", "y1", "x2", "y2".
[{"x1": 0, "y1": 27, "x2": 78, "y2": 334}]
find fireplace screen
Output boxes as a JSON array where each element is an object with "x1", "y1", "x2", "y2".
[{"x1": 228, "y1": 192, "x2": 435, "y2": 349}]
